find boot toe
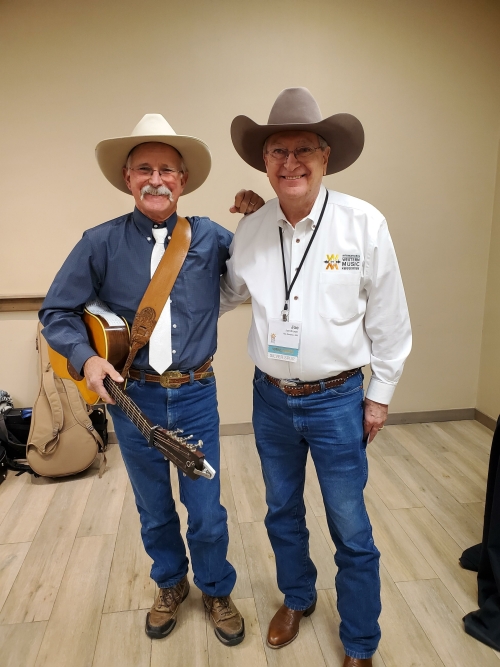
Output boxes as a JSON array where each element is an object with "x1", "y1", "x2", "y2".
[
  {"x1": 214, "y1": 618, "x2": 245, "y2": 646},
  {"x1": 145, "y1": 612, "x2": 177, "y2": 639}
]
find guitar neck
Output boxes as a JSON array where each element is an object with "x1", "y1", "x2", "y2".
[{"x1": 102, "y1": 376, "x2": 153, "y2": 440}]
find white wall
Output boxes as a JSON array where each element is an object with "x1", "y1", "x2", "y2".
[{"x1": 1, "y1": 0, "x2": 500, "y2": 424}]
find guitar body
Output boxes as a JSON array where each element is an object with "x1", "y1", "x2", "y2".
[{"x1": 46, "y1": 302, "x2": 130, "y2": 405}]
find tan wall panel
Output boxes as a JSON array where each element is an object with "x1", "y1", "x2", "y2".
[
  {"x1": 477, "y1": 142, "x2": 500, "y2": 421},
  {"x1": 214, "y1": 305, "x2": 254, "y2": 425},
  {"x1": 1, "y1": 0, "x2": 500, "y2": 418},
  {"x1": 0, "y1": 314, "x2": 40, "y2": 407}
]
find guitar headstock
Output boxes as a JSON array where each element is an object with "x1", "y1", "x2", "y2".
[{"x1": 154, "y1": 427, "x2": 214, "y2": 481}]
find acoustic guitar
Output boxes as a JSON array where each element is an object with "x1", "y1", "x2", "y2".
[{"x1": 46, "y1": 300, "x2": 215, "y2": 481}]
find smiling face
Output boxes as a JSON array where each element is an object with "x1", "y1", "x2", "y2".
[
  {"x1": 263, "y1": 131, "x2": 330, "y2": 216},
  {"x1": 123, "y1": 142, "x2": 189, "y2": 222}
]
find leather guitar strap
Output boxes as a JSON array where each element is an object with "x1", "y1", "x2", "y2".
[{"x1": 121, "y1": 216, "x2": 191, "y2": 380}]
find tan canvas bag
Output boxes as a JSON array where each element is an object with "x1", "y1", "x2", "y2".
[{"x1": 27, "y1": 324, "x2": 105, "y2": 477}]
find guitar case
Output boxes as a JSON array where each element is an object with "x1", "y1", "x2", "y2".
[{"x1": 27, "y1": 324, "x2": 106, "y2": 477}]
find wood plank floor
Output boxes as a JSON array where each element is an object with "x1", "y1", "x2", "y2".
[{"x1": 1, "y1": 420, "x2": 499, "y2": 666}]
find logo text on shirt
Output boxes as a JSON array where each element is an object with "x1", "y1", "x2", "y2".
[{"x1": 341, "y1": 254, "x2": 360, "y2": 271}]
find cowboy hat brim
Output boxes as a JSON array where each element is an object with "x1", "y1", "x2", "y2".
[
  {"x1": 95, "y1": 134, "x2": 211, "y2": 196},
  {"x1": 231, "y1": 113, "x2": 364, "y2": 175}
]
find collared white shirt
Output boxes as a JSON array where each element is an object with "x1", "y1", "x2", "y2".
[{"x1": 220, "y1": 185, "x2": 412, "y2": 404}]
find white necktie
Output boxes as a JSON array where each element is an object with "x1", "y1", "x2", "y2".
[{"x1": 149, "y1": 227, "x2": 172, "y2": 373}]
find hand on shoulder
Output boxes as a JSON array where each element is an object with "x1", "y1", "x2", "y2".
[{"x1": 230, "y1": 189, "x2": 265, "y2": 215}]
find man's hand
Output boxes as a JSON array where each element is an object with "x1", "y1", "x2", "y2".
[
  {"x1": 230, "y1": 189, "x2": 265, "y2": 215},
  {"x1": 363, "y1": 398, "x2": 388, "y2": 444},
  {"x1": 83, "y1": 355, "x2": 124, "y2": 405}
]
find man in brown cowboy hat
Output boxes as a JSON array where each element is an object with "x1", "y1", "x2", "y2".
[
  {"x1": 40, "y1": 113, "x2": 265, "y2": 647},
  {"x1": 220, "y1": 88, "x2": 412, "y2": 665}
]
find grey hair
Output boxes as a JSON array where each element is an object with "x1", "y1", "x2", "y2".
[
  {"x1": 263, "y1": 133, "x2": 329, "y2": 155},
  {"x1": 125, "y1": 144, "x2": 188, "y2": 174}
]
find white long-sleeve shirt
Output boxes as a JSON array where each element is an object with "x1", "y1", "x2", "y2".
[{"x1": 220, "y1": 185, "x2": 412, "y2": 405}]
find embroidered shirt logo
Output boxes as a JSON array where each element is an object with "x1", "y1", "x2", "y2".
[{"x1": 325, "y1": 254, "x2": 340, "y2": 270}]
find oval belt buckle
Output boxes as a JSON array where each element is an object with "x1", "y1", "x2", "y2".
[{"x1": 160, "y1": 370, "x2": 183, "y2": 388}]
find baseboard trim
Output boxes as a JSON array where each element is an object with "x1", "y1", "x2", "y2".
[
  {"x1": 385, "y1": 408, "x2": 475, "y2": 425},
  {"x1": 474, "y1": 410, "x2": 498, "y2": 432},
  {"x1": 108, "y1": 408, "x2": 494, "y2": 440},
  {"x1": 219, "y1": 423, "x2": 254, "y2": 436},
  {"x1": 220, "y1": 409, "x2": 477, "y2": 436}
]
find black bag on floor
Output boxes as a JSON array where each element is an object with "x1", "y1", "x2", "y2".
[
  {"x1": 0, "y1": 445, "x2": 7, "y2": 484},
  {"x1": 463, "y1": 416, "x2": 500, "y2": 651},
  {"x1": 4, "y1": 408, "x2": 32, "y2": 447},
  {"x1": 89, "y1": 407, "x2": 109, "y2": 450},
  {"x1": 0, "y1": 410, "x2": 34, "y2": 474},
  {"x1": 1, "y1": 408, "x2": 31, "y2": 458}
]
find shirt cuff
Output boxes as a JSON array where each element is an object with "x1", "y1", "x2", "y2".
[
  {"x1": 365, "y1": 377, "x2": 396, "y2": 405},
  {"x1": 71, "y1": 344, "x2": 99, "y2": 377}
]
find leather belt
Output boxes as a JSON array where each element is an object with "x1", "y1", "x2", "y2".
[
  {"x1": 265, "y1": 368, "x2": 360, "y2": 397},
  {"x1": 128, "y1": 359, "x2": 213, "y2": 389}
]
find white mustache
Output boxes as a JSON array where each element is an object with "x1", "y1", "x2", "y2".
[{"x1": 140, "y1": 184, "x2": 174, "y2": 202}]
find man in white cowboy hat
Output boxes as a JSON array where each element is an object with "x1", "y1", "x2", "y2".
[
  {"x1": 220, "y1": 88, "x2": 412, "y2": 665},
  {"x1": 40, "y1": 113, "x2": 265, "y2": 646}
]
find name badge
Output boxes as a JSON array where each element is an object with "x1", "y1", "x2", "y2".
[{"x1": 268, "y1": 319, "x2": 301, "y2": 363}]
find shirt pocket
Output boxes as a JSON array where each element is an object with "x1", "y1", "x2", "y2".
[
  {"x1": 318, "y1": 272, "x2": 361, "y2": 323},
  {"x1": 183, "y1": 268, "x2": 215, "y2": 314}
]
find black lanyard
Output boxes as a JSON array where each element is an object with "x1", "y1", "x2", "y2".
[{"x1": 279, "y1": 190, "x2": 329, "y2": 321}]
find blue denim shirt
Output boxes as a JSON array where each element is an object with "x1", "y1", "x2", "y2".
[{"x1": 39, "y1": 207, "x2": 233, "y2": 373}]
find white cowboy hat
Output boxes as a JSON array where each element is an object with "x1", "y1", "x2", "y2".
[{"x1": 95, "y1": 114, "x2": 212, "y2": 195}]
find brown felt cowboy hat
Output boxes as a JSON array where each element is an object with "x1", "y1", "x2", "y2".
[
  {"x1": 231, "y1": 87, "x2": 364, "y2": 175},
  {"x1": 95, "y1": 114, "x2": 211, "y2": 195}
]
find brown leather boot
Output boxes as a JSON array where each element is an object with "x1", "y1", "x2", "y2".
[
  {"x1": 343, "y1": 656, "x2": 373, "y2": 666},
  {"x1": 267, "y1": 600, "x2": 317, "y2": 648},
  {"x1": 202, "y1": 594, "x2": 245, "y2": 646},
  {"x1": 145, "y1": 576, "x2": 189, "y2": 639}
]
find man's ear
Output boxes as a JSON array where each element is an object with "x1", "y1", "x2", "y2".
[
  {"x1": 322, "y1": 146, "x2": 331, "y2": 176},
  {"x1": 123, "y1": 167, "x2": 133, "y2": 192},
  {"x1": 180, "y1": 170, "x2": 189, "y2": 190},
  {"x1": 263, "y1": 154, "x2": 271, "y2": 176}
]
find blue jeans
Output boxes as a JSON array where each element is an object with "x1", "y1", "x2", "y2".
[
  {"x1": 108, "y1": 373, "x2": 236, "y2": 596},
  {"x1": 252, "y1": 368, "x2": 381, "y2": 660}
]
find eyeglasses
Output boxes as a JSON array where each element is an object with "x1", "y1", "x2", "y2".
[
  {"x1": 128, "y1": 166, "x2": 183, "y2": 179},
  {"x1": 265, "y1": 146, "x2": 324, "y2": 163}
]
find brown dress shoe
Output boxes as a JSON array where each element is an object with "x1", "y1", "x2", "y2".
[
  {"x1": 267, "y1": 600, "x2": 317, "y2": 649},
  {"x1": 202, "y1": 594, "x2": 245, "y2": 646},
  {"x1": 145, "y1": 576, "x2": 189, "y2": 639},
  {"x1": 343, "y1": 656, "x2": 373, "y2": 666}
]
